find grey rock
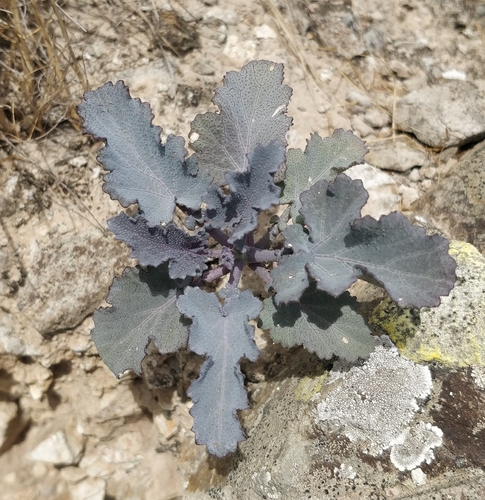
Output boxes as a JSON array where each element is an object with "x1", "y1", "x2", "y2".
[
  {"x1": 193, "y1": 61, "x2": 215, "y2": 76},
  {"x1": 366, "y1": 136, "x2": 429, "y2": 172},
  {"x1": 394, "y1": 81, "x2": 485, "y2": 147},
  {"x1": 18, "y1": 230, "x2": 127, "y2": 336},
  {"x1": 412, "y1": 140, "x2": 485, "y2": 254}
]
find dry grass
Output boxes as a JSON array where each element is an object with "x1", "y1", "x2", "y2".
[{"x1": 0, "y1": 0, "x2": 88, "y2": 142}]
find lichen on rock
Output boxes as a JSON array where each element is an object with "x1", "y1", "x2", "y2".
[
  {"x1": 317, "y1": 338, "x2": 433, "y2": 457},
  {"x1": 370, "y1": 240, "x2": 485, "y2": 367}
]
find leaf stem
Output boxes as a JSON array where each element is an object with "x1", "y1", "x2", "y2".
[
  {"x1": 227, "y1": 258, "x2": 244, "y2": 289},
  {"x1": 247, "y1": 247, "x2": 280, "y2": 263},
  {"x1": 208, "y1": 228, "x2": 232, "y2": 248}
]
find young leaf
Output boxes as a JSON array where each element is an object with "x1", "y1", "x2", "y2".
[
  {"x1": 276, "y1": 174, "x2": 457, "y2": 307},
  {"x1": 260, "y1": 284, "x2": 374, "y2": 361},
  {"x1": 281, "y1": 130, "x2": 368, "y2": 219},
  {"x1": 190, "y1": 60, "x2": 292, "y2": 184},
  {"x1": 108, "y1": 212, "x2": 208, "y2": 279},
  {"x1": 78, "y1": 81, "x2": 211, "y2": 226},
  {"x1": 176, "y1": 287, "x2": 262, "y2": 457},
  {"x1": 92, "y1": 265, "x2": 188, "y2": 377},
  {"x1": 226, "y1": 140, "x2": 284, "y2": 243}
]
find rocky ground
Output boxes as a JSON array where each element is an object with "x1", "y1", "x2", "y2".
[{"x1": 1, "y1": 0, "x2": 485, "y2": 499}]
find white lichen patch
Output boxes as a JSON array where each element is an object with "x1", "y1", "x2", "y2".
[
  {"x1": 389, "y1": 421, "x2": 443, "y2": 471},
  {"x1": 317, "y1": 339, "x2": 432, "y2": 456}
]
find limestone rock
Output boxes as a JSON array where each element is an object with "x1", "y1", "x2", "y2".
[
  {"x1": 18, "y1": 230, "x2": 126, "y2": 336},
  {"x1": 69, "y1": 478, "x2": 106, "y2": 500},
  {"x1": 412, "y1": 140, "x2": 485, "y2": 254},
  {"x1": 370, "y1": 240, "x2": 485, "y2": 367},
  {"x1": 345, "y1": 162, "x2": 401, "y2": 217},
  {"x1": 394, "y1": 81, "x2": 485, "y2": 147},
  {"x1": 0, "y1": 401, "x2": 18, "y2": 450},
  {"x1": 28, "y1": 426, "x2": 85, "y2": 466},
  {"x1": 366, "y1": 136, "x2": 429, "y2": 172}
]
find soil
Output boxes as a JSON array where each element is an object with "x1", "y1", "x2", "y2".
[{"x1": 1, "y1": 0, "x2": 485, "y2": 499}]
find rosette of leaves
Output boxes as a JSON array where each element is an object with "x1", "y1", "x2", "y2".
[{"x1": 78, "y1": 60, "x2": 456, "y2": 458}]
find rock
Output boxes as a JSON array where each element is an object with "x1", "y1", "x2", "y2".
[
  {"x1": 366, "y1": 136, "x2": 429, "y2": 172},
  {"x1": 69, "y1": 477, "x2": 106, "y2": 500},
  {"x1": 0, "y1": 313, "x2": 43, "y2": 357},
  {"x1": 394, "y1": 81, "x2": 485, "y2": 147},
  {"x1": 0, "y1": 401, "x2": 18, "y2": 450},
  {"x1": 29, "y1": 426, "x2": 85, "y2": 466},
  {"x1": 412, "y1": 140, "x2": 485, "y2": 254},
  {"x1": 346, "y1": 89, "x2": 372, "y2": 108},
  {"x1": 69, "y1": 156, "x2": 88, "y2": 168},
  {"x1": 317, "y1": 340, "x2": 433, "y2": 457},
  {"x1": 222, "y1": 35, "x2": 256, "y2": 64},
  {"x1": 204, "y1": 7, "x2": 238, "y2": 25},
  {"x1": 345, "y1": 163, "x2": 401, "y2": 217},
  {"x1": 363, "y1": 108, "x2": 391, "y2": 128},
  {"x1": 370, "y1": 240, "x2": 485, "y2": 367},
  {"x1": 193, "y1": 61, "x2": 215, "y2": 76},
  {"x1": 253, "y1": 24, "x2": 277, "y2": 40},
  {"x1": 350, "y1": 115, "x2": 373, "y2": 138},
  {"x1": 18, "y1": 230, "x2": 127, "y2": 336},
  {"x1": 184, "y1": 336, "x2": 485, "y2": 499}
]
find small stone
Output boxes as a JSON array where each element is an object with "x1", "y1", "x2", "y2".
[
  {"x1": 411, "y1": 467, "x2": 427, "y2": 486},
  {"x1": 193, "y1": 61, "x2": 215, "y2": 76},
  {"x1": 366, "y1": 136, "x2": 428, "y2": 172},
  {"x1": 204, "y1": 7, "x2": 238, "y2": 25},
  {"x1": 69, "y1": 477, "x2": 106, "y2": 500},
  {"x1": 29, "y1": 427, "x2": 84, "y2": 466},
  {"x1": 346, "y1": 90, "x2": 372, "y2": 108},
  {"x1": 363, "y1": 108, "x2": 391, "y2": 129},
  {"x1": 389, "y1": 60, "x2": 411, "y2": 79},
  {"x1": 398, "y1": 184, "x2": 420, "y2": 210},
  {"x1": 409, "y1": 168, "x2": 421, "y2": 182},
  {"x1": 253, "y1": 24, "x2": 277, "y2": 40},
  {"x1": 223, "y1": 35, "x2": 257, "y2": 64},
  {"x1": 69, "y1": 156, "x2": 88, "y2": 168},
  {"x1": 351, "y1": 115, "x2": 373, "y2": 138}
]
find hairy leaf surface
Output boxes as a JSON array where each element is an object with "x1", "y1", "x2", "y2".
[
  {"x1": 261, "y1": 284, "x2": 374, "y2": 361},
  {"x1": 176, "y1": 288, "x2": 261, "y2": 457},
  {"x1": 204, "y1": 141, "x2": 285, "y2": 242},
  {"x1": 78, "y1": 81, "x2": 211, "y2": 226},
  {"x1": 190, "y1": 60, "x2": 292, "y2": 184},
  {"x1": 108, "y1": 212, "x2": 208, "y2": 279},
  {"x1": 281, "y1": 130, "x2": 368, "y2": 218},
  {"x1": 276, "y1": 175, "x2": 457, "y2": 307},
  {"x1": 92, "y1": 266, "x2": 188, "y2": 377}
]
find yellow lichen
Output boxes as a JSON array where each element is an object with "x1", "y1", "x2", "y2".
[{"x1": 294, "y1": 374, "x2": 327, "y2": 402}]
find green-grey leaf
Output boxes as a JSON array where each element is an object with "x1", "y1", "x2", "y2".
[
  {"x1": 92, "y1": 265, "x2": 188, "y2": 377},
  {"x1": 281, "y1": 130, "x2": 368, "y2": 219},
  {"x1": 190, "y1": 60, "x2": 292, "y2": 185},
  {"x1": 260, "y1": 284, "x2": 374, "y2": 361}
]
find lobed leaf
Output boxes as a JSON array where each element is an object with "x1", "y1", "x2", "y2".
[
  {"x1": 92, "y1": 265, "x2": 188, "y2": 377},
  {"x1": 107, "y1": 212, "x2": 209, "y2": 279},
  {"x1": 176, "y1": 287, "x2": 262, "y2": 457},
  {"x1": 260, "y1": 283, "x2": 374, "y2": 361},
  {"x1": 204, "y1": 141, "x2": 285, "y2": 243},
  {"x1": 78, "y1": 81, "x2": 211, "y2": 226},
  {"x1": 190, "y1": 60, "x2": 292, "y2": 185},
  {"x1": 281, "y1": 130, "x2": 368, "y2": 219},
  {"x1": 275, "y1": 174, "x2": 457, "y2": 308}
]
